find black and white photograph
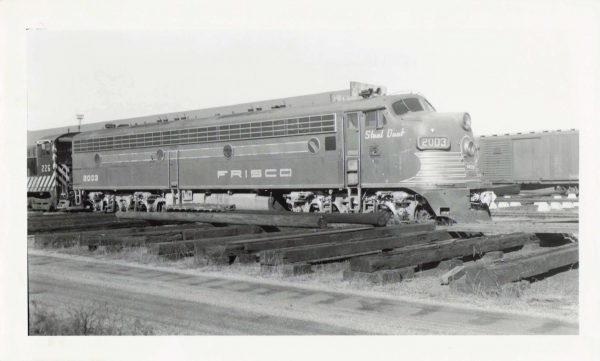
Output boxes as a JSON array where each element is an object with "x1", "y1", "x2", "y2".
[{"x1": 1, "y1": 0, "x2": 599, "y2": 360}]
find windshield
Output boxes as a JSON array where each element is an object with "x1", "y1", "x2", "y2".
[
  {"x1": 391, "y1": 97, "x2": 434, "y2": 115},
  {"x1": 36, "y1": 142, "x2": 52, "y2": 156}
]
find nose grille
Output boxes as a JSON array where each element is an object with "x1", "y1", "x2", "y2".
[{"x1": 402, "y1": 152, "x2": 474, "y2": 185}]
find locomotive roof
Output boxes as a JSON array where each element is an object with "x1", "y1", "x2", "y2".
[
  {"x1": 29, "y1": 89, "x2": 349, "y2": 146},
  {"x1": 73, "y1": 94, "x2": 424, "y2": 140},
  {"x1": 33, "y1": 132, "x2": 78, "y2": 144}
]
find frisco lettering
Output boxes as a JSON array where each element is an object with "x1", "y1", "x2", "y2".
[{"x1": 218, "y1": 168, "x2": 292, "y2": 179}]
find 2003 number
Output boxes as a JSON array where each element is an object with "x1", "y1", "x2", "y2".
[
  {"x1": 83, "y1": 174, "x2": 99, "y2": 182},
  {"x1": 418, "y1": 136, "x2": 450, "y2": 150}
]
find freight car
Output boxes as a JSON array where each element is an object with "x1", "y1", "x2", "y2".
[
  {"x1": 65, "y1": 82, "x2": 490, "y2": 223},
  {"x1": 477, "y1": 129, "x2": 579, "y2": 193}
]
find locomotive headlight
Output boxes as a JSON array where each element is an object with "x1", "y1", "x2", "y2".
[
  {"x1": 461, "y1": 137, "x2": 476, "y2": 157},
  {"x1": 461, "y1": 113, "x2": 472, "y2": 131}
]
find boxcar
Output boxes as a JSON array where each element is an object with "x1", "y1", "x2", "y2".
[{"x1": 477, "y1": 129, "x2": 578, "y2": 189}]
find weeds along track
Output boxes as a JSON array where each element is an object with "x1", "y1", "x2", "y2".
[{"x1": 28, "y1": 208, "x2": 579, "y2": 292}]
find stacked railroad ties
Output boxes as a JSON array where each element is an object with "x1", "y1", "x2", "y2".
[{"x1": 29, "y1": 204, "x2": 578, "y2": 294}]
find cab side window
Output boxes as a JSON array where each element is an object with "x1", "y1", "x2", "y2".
[
  {"x1": 364, "y1": 110, "x2": 386, "y2": 129},
  {"x1": 346, "y1": 113, "x2": 359, "y2": 130},
  {"x1": 37, "y1": 143, "x2": 51, "y2": 156}
]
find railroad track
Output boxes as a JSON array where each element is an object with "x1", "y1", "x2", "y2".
[
  {"x1": 27, "y1": 251, "x2": 578, "y2": 335},
  {"x1": 28, "y1": 210, "x2": 579, "y2": 292},
  {"x1": 490, "y1": 198, "x2": 579, "y2": 213}
]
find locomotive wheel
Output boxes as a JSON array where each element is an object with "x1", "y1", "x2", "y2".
[
  {"x1": 414, "y1": 206, "x2": 434, "y2": 223},
  {"x1": 381, "y1": 207, "x2": 400, "y2": 225},
  {"x1": 376, "y1": 204, "x2": 394, "y2": 221}
]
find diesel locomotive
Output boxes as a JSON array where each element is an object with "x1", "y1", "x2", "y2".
[
  {"x1": 27, "y1": 133, "x2": 74, "y2": 211},
  {"x1": 31, "y1": 82, "x2": 491, "y2": 222}
]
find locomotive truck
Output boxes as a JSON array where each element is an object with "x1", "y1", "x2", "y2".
[{"x1": 29, "y1": 82, "x2": 491, "y2": 222}]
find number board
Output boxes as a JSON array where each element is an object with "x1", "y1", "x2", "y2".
[
  {"x1": 417, "y1": 137, "x2": 450, "y2": 150},
  {"x1": 38, "y1": 163, "x2": 53, "y2": 175}
]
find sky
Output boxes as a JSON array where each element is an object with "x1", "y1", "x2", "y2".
[{"x1": 24, "y1": 1, "x2": 599, "y2": 136}]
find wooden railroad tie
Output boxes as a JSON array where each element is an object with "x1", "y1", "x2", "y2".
[
  {"x1": 27, "y1": 214, "x2": 156, "y2": 235},
  {"x1": 33, "y1": 224, "x2": 255, "y2": 250},
  {"x1": 145, "y1": 225, "x2": 266, "y2": 256},
  {"x1": 85, "y1": 224, "x2": 260, "y2": 248},
  {"x1": 239, "y1": 223, "x2": 429, "y2": 254},
  {"x1": 459, "y1": 243, "x2": 578, "y2": 293},
  {"x1": 148, "y1": 223, "x2": 420, "y2": 261},
  {"x1": 349, "y1": 232, "x2": 532, "y2": 273},
  {"x1": 230, "y1": 210, "x2": 391, "y2": 227},
  {"x1": 147, "y1": 226, "x2": 330, "y2": 259},
  {"x1": 260, "y1": 226, "x2": 446, "y2": 266},
  {"x1": 116, "y1": 210, "x2": 328, "y2": 228}
]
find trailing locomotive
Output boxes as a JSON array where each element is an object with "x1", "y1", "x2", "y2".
[
  {"x1": 65, "y1": 82, "x2": 489, "y2": 222},
  {"x1": 27, "y1": 133, "x2": 75, "y2": 211}
]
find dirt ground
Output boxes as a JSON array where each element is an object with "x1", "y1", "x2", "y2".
[{"x1": 41, "y1": 243, "x2": 578, "y2": 322}]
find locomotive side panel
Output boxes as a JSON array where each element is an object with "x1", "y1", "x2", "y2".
[
  {"x1": 73, "y1": 150, "x2": 170, "y2": 190},
  {"x1": 177, "y1": 132, "x2": 343, "y2": 189},
  {"x1": 72, "y1": 114, "x2": 345, "y2": 191},
  {"x1": 360, "y1": 108, "x2": 419, "y2": 186}
]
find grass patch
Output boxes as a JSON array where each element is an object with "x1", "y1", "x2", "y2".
[
  {"x1": 29, "y1": 301, "x2": 155, "y2": 335},
  {"x1": 35, "y1": 238, "x2": 578, "y2": 320}
]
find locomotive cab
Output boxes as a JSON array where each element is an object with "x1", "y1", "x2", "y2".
[{"x1": 361, "y1": 94, "x2": 488, "y2": 222}]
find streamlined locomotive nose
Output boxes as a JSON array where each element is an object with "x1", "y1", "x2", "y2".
[{"x1": 410, "y1": 111, "x2": 476, "y2": 155}]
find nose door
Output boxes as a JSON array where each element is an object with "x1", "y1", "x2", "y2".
[
  {"x1": 168, "y1": 150, "x2": 179, "y2": 188},
  {"x1": 343, "y1": 112, "x2": 362, "y2": 187}
]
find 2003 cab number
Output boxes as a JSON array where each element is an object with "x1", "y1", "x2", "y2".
[
  {"x1": 83, "y1": 174, "x2": 99, "y2": 182},
  {"x1": 418, "y1": 136, "x2": 450, "y2": 150}
]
